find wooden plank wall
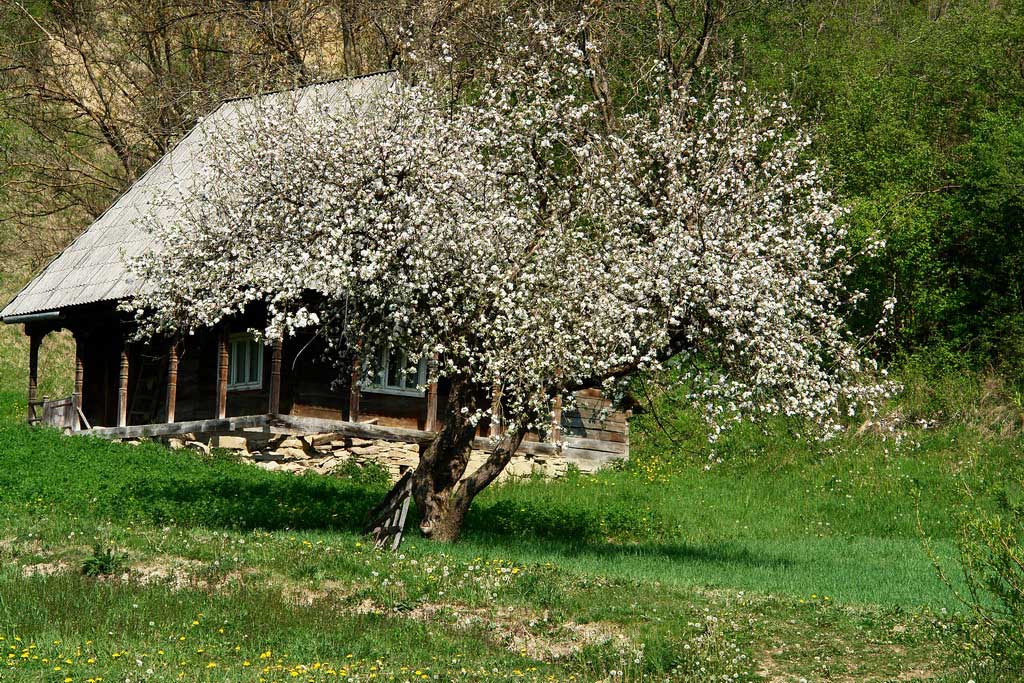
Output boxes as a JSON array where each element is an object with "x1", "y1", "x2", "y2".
[
  {"x1": 78, "y1": 328, "x2": 121, "y2": 428},
  {"x1": 283, "y1": 333, "x2": 344, "y2": 419},
  {"x1": 560, "y1": 388, "x2": 629, "y2": 471},
  {"x1": 40, "y1": 395, "x2": 78, "y2": 430},
  {"x1": 173, "y1": 329, "x2": 220, "y2": 422},
  {"x1": 282, "y1": 334, "x2": 428, "y2": 429}
]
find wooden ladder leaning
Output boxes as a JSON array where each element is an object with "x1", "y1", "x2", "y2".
[
  {"x1": 128, "y1": 352, "x2": 167, "y2": 425},
  {"x1": 362, "y1": 469, "x2": 413, "y2": 551}
]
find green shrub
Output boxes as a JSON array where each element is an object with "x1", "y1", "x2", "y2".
[
  {"x1": 81, "y1": 543, "x2": 126, "y2": 577},
  {"x1": 897, "y1": 355, "x2": 1024, "y2": 437},
  {"x1": 946, "y1": 477, "x2": 1024, "y2": 673},
  {"x1": 333, "y1": 459, "x2": 391, "y2": 488}
]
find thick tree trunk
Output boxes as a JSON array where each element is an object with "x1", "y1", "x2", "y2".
[
  {"x1": 412, "y1": 379, "x2": 478, "y2": 540},
  {"x1": 411, "y1": 379, "x2": 527, "y2": 542}
]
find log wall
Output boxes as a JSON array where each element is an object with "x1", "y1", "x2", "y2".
[
  {"x1": 559, "y1": 388, "x2": 629, "y2": 472},
  {"x1": 65, "y1": 310, "x2": 629, "y2": 470}
]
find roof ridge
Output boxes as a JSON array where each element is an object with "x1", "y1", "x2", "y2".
[{"x1": 218, "y1": 69, "x2": 398, "y2": 105}]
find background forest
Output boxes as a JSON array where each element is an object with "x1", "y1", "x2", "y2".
[{"x1": 1, "y1": 0, "x2": 1022, "y2": 388}]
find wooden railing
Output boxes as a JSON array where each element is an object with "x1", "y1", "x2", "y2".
[
  {"x1": 32, "y1": 395, "x2": 90, "y2": 432},
  {"x1": 76, "y1": 412, "x2": 625, "y2": 471},
  {"x1": 27, "y1": 399, "x2": 42, "y2": 425},
  {"x1": 80, "y1": 413, "x2": 558, "y2": 456}
]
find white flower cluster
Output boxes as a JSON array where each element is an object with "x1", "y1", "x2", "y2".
[{"x1": 129, "y1": 17, "x2": 892, "y2": 435}]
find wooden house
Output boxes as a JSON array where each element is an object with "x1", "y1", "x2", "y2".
[{"x1": 0, "y1": 73, "x2": 629, "y2": 474}]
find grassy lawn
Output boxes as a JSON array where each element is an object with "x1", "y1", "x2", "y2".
[{"x1": 0, "y1": 388, "x2": 1016, "y2": 682}]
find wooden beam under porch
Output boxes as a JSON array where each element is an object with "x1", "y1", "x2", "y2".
[{"x1": 79, "y1": 413, "x2": 561, "y2": 458}]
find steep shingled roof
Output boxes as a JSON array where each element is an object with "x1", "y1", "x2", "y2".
[{"x1": 1, "y1": 71, "x2": 396, "y2": 322}]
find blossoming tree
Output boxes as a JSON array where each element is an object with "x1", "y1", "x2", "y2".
[{"x1": 130, "y1": 19, "x2": 889, "y2": 542}]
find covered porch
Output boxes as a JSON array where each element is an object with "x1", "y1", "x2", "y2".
[{"x1": 10, "y1": 306, "x2": 627, "y2": 475}]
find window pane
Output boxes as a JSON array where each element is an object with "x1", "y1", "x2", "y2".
[
  {"x1": 230, "y1": 342, "x2": 240, "y2": 384},
  {"x1": 248, "y1": 342, "x2": 259, "y2": 384},
  {"x1": 404, "y1": 356, "x2": 419, "y2": 388},
  {"x1": 376, "y1": 349, "x2": 387, "y2": 386},
  {"x1": 417, "y1": 357, "x2": 428, "y2": 387},
  {"x1": 387, "y1": 351, "x2": 403, "y2": 388},
  {"x1": 238, "y1": 344, "x2": 248, "y2": 385}
]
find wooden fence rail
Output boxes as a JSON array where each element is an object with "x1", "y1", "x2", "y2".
[{"x1": 35, "y1": 395, "x2": 89, "y2": 432}]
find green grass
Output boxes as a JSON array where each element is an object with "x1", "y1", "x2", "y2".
[{"x1": 0, "y1": 387, "x2": 1018, "y2": 681}]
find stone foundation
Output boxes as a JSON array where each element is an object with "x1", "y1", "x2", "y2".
[{"x1": 163, "y1": 431, "x2": 570, "y2": 482}]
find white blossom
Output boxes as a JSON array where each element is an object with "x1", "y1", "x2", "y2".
[{"x1": 128, "y1": 17, "x2": 892, "y2": 437}]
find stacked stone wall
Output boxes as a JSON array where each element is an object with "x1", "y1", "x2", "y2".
[{"x1": 163, "y1": 432, "x2": 572, "y2": 482}]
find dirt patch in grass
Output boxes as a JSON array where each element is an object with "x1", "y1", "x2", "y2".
[
  {"x1": 754, "y1": 645, "x2": 786, "y2": 682},
  {"x1": 127, "y1": 557, "x2": 209, "y2": 590},
  {"x1": 107, "y1": 558, "x2": 635, "y2": 663},
  {"x1": 124, "y1": 557, "x2": 266, "y2": 593},
  {"x1": 2, "y1": 537, "x2": 45, "y2": 558},
  {"x1": 391, "y1": 601, "x2": 631, "y2": 661},
  {"x1": 753, "y1": 628, "x2": 939, "y2": 683},
  {"x1": 283, "y1": 579, "x2": 356, "y2": 606},
  {"x1": 21, "y1": 560, "x2": 70, "y2": 577}
]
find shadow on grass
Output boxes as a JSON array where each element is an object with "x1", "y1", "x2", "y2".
[
  {"x1": 460, "y1": 531, "x2": 795, "y2": 570},
  {"x1": 464, "y1": 498, "x2": 664, "y2": 543},
  {"x1": 126, "y1": 479, "x2": 666, "y2": 541},
  {"x1": 118, "y1": 475, "x2": 388, "y2": 533},
  {"x1": 120, "y1": 477, "x2": 793, "y2": 572},
  {"x1": 0, "y1": 414, "x2": 790, "y2": 572},
  {"x1": 117, "y1": 476, "x2": 792, "y2": 571}
]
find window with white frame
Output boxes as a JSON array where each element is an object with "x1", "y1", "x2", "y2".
[
  {"x1": 227, "y1": 334, "x2": 263, "y2": 391},
  {"x1": 367, "y1": 347, "x2": 428, "y2": 395}
]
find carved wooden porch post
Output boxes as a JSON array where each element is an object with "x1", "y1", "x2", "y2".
[
  {"x1": 27, "y1": 330, "x2": 40, "y2": 424},
  {"x1": 349, "y1": 355, "x2": 361, "y2": 422},
  {"x1": 71, "y1": 332, "x2": 85, "y2": 430},
  {"x1": 268, "y1": 338, "x2": 283, "y2": 414},
  {"x1": 73, "y1": 335, "x2": 84, "y2": 405},
  {"x1": 117, "y1": 346, "x2": 129, "y2": 428},
  {"x1": 165, "y1": 341, "x2": 179, "y2": 423},
  {"x1": 216, "y1": 329, "x2": 228, "y2": 419},
  {"x1": 425, "y1": 354, "x2": 439, "y2": 431},
  {"x1": 489, "y1": 380, "x2": 503, "y2": 438},
  {"x1": 550, "y1": 394, "x2": 563, "y2": 443}
]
